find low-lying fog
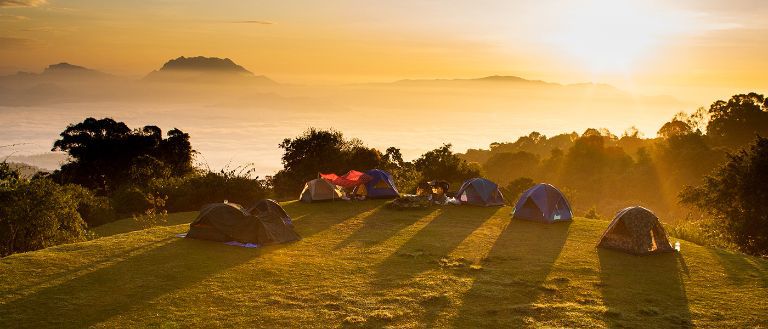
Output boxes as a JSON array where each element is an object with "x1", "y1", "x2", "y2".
[{"x1": 0, "y1": 69, "x2": 694, "y2": 176}]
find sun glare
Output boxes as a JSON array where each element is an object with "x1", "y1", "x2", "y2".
[{"x1": 547, "y1": 0, "x2": 680, "y2": 75}]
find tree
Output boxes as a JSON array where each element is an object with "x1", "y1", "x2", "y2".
[
  {"x1": 657, "y1": 119, "x2": 693, "y2": 139},
  {"x1": 680, "y1": 136, "x2": 768, "y2": 256},
  {"x1": 413, "y1": 144, "x2": 479, "y2": 186},
  {"x1": 272, "y1": 128, "x2": 384, "y2": 196},
  {"x1": 503, "y1": 177, "x2": 535, "y2": 204},
  {"x1": 51, "y1": 118, "x2": 195, "y2": 194},
  {"x1": 482, "y1": 151, "x2": 539, "y2": 185},
  {"x1": 706, "y1": 93, "x2": 768, "y2": 148}
]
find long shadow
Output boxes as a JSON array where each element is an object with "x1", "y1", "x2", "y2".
[
  {"x1": 282, "y1": 200, "x2": 383, "y2": 239},
  {"x1": 0, "y1": 238, "x2": 261, "y2": 328},
  {"x1": 375, "y1": 206, "x2": 498, "y2": 281},
  {"x1": 710, "y1": 248, "x2": 768, "y2": 288},
  {"x1": 333, "y1": 207, "x2": 437, "y2": 250},
  {"x1": 452, "y1": 219, "x2": 571, "y2": 327},
  {"x1": 1, "y1": 238, "x2": 173, "y2": 303},
  {"x1": 598, "y1": 249, "x2": 692, "y2": 328}
]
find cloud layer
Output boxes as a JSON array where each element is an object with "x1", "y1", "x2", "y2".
[{"x1": 0, "y1": 0, "x2": 47, "y2": 8}]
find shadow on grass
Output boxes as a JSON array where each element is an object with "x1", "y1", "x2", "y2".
[
  {"x1": 92, "y1": 212, "x2": 198, "y2": 238},
  {"x1": 598, "y1": 249, "x2": 692, "y2": 328},
  {"x1": 0, "y1": 238, "x2": 261, "y2": 328},
  {"x1": 333, "y1": 207, "x2": 437, "y2": 250},
  {"x1": 452, "y1": 219, "x2": 571, "y2": 327},
  {"x1": 710, "y1": 248, "x2": 768, "y2": 288},
  {"x1": 283, "y1": 200, "x2": 383, "y2": 239},
  {"x1": 0, "y1": 238, "x2": 174, "y2": 304},
  {"x1": 374, "y1": 206, "x2": 498, "y2": 281}
]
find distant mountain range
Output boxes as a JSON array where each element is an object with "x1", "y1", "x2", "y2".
[
  {"x1": 0, "y1": 55, "x2": 686, "y2": 108},
  {"x1": 0, "y1": 62, "x2": 113, "y2": 82}
]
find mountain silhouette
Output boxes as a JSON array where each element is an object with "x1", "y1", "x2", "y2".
[{"x1": 143, "y1": 56, "x2": 275, "y2": 84}]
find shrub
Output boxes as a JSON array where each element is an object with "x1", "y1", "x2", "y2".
[
  {"x1": 584, "y1": 206, "x2": 601, "y2": 220},
  {"x1": 111, "y1": 186, "x2": 149, "y2": 215},
  {"x1": 132, "y1": 193, "x2": 168, "y2": 229},
  {"x1": 0, "y1": 164, "x2": 87, "y2": 256},
  {"x1": 668, "y1": 218, "x2": 736, "y2": 251},
  {"x1": 502, "y1": 177, "x2": 535, "y2": 205},
  {"x1": 69, "y1": 186, "x2": 117, "y2": 227},
  {"x1": 149, "y1": 166, "x2": 270, "y2": 212}
]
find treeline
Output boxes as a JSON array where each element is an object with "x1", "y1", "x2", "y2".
[
  {"x1": 460, "y1": 93, "x2": 768, "y2": 221},
  {"x1": 271, "y1": 128, "x2": 481, "y2": 196}
]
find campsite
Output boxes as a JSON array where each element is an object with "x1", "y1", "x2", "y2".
[
  {"x1": 1, "y1": 200, "x2": 766, "y2": 328},
  {"x1": 3, "y1": 1, "x2": 768, "y2": 328}
]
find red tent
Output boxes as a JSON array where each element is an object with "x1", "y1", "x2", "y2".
[{"x1": 320, "y1": 170, "x2": 372, "y2": 188}]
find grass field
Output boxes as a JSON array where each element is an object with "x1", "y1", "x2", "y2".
[{"x1": 1, "y1": 200, "x2": 767, "y2": 328}]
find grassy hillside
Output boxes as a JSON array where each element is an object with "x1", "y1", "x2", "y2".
[{"x1": 1, "y1": 200, "x2": 766, "y2": 328}]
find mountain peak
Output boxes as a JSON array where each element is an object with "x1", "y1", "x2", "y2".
[
  {"x1": 157, "y1": 56, "x2": 252, "y2": 75},
  {"x1": 44, "y1": 62, "x2": 90, "y2": 72}
]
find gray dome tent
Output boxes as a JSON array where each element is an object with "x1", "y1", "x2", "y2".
[
  {"x1": 597, "y1": 206, "x2": 674, "y2": 255},
  {"x1": 186, "y1": 199, "x2": 300, "y2": 245},
  {"x1": 299, "y1": 178, "x2": 343, "y2": 202}
]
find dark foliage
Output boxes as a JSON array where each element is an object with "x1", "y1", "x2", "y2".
[
  {"x1": 680, "y1": 136, "x2": 768, "y2": 256},
  {"x1": 501, "y1": 177, "x2": 535, "y2": 204},
  {"x1": 413, "y1": 144, "x2": 480, "y2": 188},
  {"x1": 0, "y1": 163, "x2": 87, "y2": 257},
  {"x1": 150, "y1": 167, "x2": 270, "y2": 212},
  {"x1": 272, "y1": 128, "x2": 385, "y2": 197},
  {"x1": 51, "y1": 117, "x2": 194, "y2": 194},
  {"x1": 707, "y1": 93, "x2": 768, "y2": 149}
]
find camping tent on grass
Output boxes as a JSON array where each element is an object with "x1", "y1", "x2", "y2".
[
  {"x1": 597, "y1": 206, "x2": 674, "y2": 255},
  {"x1": 186, "y1": 200, "x2": 300, "y2": 245},
  {"x1": 320, "y1": 170, "x2": 372, "y2": 188},
  {"x1": 299, "y1": 178, "x2": 343, "y2": 202},
  {"x1": 353, "y1": 169, "x2": 399, "y2": 199},
  {"x1": 456, "y1": 178, "x2": 505, "y2": 206},
  {"x1": 512, "y1": 183, "x2": 572, "y2": 223}
]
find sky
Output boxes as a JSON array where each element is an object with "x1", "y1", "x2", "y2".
[{"x1": 1, "y1": 0, "x2": 767, "y2": 101}]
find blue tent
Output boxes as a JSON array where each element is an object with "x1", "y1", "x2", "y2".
[
  {"x1": 456, "y1": 178, "x2": 505, "y2": 206},
  {"x1": 354, "y1": 169, "x2": 399, "y2": 199},
  {"x1": 512, "y1": 183, "x2": 572, "y2": 223}
]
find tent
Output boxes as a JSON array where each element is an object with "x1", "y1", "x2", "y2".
[
  {"x1": 320, "y1": 170, "x2": 372, "y2": 188},
  {"x1": 186, "y1": 200, "x2": 301, "y2": 245},
  {"x1": 353, "y1": 169, "x2": 399, "y2": 199},
  {"x1": 597, "y1": 206, "x2": 675, "y2": 255},
  {"x1": 512, "y1": 183, "x2": 573, "y2": 223},
  {"x1": 456, "y1": 178, "x2": 505, "y2": 206},
  {"x1": 299, "y1": 178, "x2": 344, "y2": 202}
]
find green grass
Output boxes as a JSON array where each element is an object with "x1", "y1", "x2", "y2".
[{"x1": 1, "y1": 200, "x2": 766, "y2": 328}]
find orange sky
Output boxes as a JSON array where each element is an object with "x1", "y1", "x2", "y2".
[{"x1": 1, "y1": 0, "x2": 767, "y2": 102}]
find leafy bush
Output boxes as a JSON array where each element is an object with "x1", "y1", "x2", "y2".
[
  {"x1": 111, "y1": 186, "x2": 149, "y2": 215},
  {"x1": 501, "y1": 177, "x2": 535, "y2": 205},
  {"x1": 132, "y1": 193, "x2": 168, "y2": 229},
  {"x1": 69, "y1": 185, "x2": 117, "y2": 227},
  {"x1": 584, "y1": 206, "x2": 601, "y2": 220},
  {"x1": 0, "y1": 163, "x2": 87, "y2": 257},
  {"x1": 668, "y1": 218, "x2": 736, "y2": 251},
  {"x1": 149, "y1": 166, "x2": 270, "y2": 212}
]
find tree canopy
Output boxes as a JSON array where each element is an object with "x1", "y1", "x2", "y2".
[{"x1": 51, "y1": 117, "x2": 194, "y2": 194}]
